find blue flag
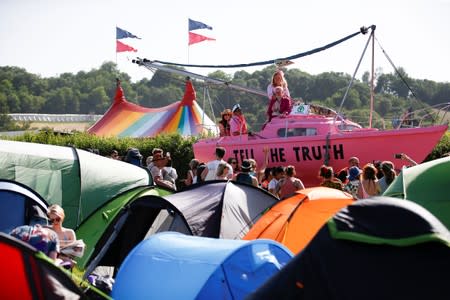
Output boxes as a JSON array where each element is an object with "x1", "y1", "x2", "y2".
[
  {"x1": 116, "y1": 27, "x2": 141, "y2": 39},
  {"x1": 188, "y1": 18, "x2": 213, "y2": 31}
]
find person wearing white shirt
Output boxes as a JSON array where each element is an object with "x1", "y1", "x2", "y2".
[{"x1": 201, "y1": 147, "x2": 233, "y2": 181}]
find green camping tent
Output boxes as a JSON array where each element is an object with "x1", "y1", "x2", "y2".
[
  {"x1": 72, "y1": 186, "x2": 176, "y2": 280},
  {"x1": 383, "y1": 156, "x2": 450, "y2": 229},
  {"x1": 0, "y1": 140, "x2": 152, "y2": 229}
]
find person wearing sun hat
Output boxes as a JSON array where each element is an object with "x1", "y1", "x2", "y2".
[
  {"x1": 230, "y1": 104, "x2": 248, "y2": 136},
  {"x1": 218, "y1": 108, "x2": 232, "y2": 136},
  {"x1": 233, "y1": 159, "x2": 258, "y2": 187},
  {"x1": 343, "y1": 166, "x2": 362, "y2": 199}
]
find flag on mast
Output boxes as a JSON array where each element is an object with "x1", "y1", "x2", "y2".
[
  {"x1": 188, "y1": 32, "x2": 216, "y2": 46},
  {"x1": 188, "y1": 19, "x2": 213, "y2": 31},
  {"x1": 116, "y1": 27, "x2": 141, "y2": 39},
  {"x1": 116, "y1": 40, "x2": 138, "y2": 52}
]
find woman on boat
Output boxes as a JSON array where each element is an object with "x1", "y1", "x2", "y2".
[
  {"x1": 267, "y1": 86, "x2": 293, "y2": 121},
  {"x1": 218, "y1": 109, "x2": 232, "y2": 137},
  {"x1": 267, "y1": 70, "x2": 290, "y2": 99},
  {"x1": 230, "y1": 104, "x2": 248, "y2": 136}
]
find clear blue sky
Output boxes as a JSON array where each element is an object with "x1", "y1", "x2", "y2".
[{"x1": 1, "y1": 0, "x2": 449, "y2": 83}]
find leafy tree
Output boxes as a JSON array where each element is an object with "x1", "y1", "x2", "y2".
[{"x1": 431, "y1": 83, "x2": 450, "y2": 105}]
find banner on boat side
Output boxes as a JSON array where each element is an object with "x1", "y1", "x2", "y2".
[{"x1": 230, "y1": 143, "x2": 344, "y2": 164}]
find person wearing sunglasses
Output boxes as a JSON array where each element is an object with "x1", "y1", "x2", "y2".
[{"x1": 48, "y1": 204, "x2": 76, "y2": 249}]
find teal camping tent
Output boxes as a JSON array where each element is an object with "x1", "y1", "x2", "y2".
[
  {"x1": 0, "y1": 140, "x2": 151, "y2": 228},
  {"x1": 112, "y1": 232, "x2": 293, "y2": 300},
  {"x1": 383, "y1": 156, "x2": 450, "y2": 229}
]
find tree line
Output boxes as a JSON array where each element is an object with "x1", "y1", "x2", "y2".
[{"x1": 1, "y1": 61, "x2": 449, "y2": 131}]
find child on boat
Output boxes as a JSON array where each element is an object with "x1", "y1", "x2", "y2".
[{"x1": 267, "y1": 86, "x2": 293, "y2": 122}]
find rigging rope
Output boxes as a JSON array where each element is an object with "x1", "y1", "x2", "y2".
[
  {"x1": 375, "y1": 37, "x2": 417, "y2": 98},
  {"x1": 151, "y1": 26, "x2": 375, "y2": 69}
]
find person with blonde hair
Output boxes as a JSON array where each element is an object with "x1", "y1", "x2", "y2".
[
  {"x1": 47, "y1": 204, "x2": 85, "y2": 267},
  {"x1": 267, "y1": 70, "x2": 290, "y2": 99},
  {"x1": 216, "y1": 162, "x2": 231, "y2": 180},
  {"x1": 47, "y1": 204, "x2": 76, "y2": 249},
  {"x1": 185, "y1": 158, "x2": 200, "y2": 186}
]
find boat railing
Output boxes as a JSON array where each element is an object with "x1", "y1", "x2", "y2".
[{"x1": 395, "y1": 102, "x2": 450, "y2": 129}]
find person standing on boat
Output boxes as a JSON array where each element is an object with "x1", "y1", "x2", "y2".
[
  {"x1": 230, "y1": 104, "x2": 248, "y2": 136},
  {"x1": 218, "y1": 109, "x2": 232, "y2": 137},
  {"x1": 267, "y1": 86, "x2": 293, "y2": 121},
  {"x1": 267, "y1": 70, "x2": 290, "y2": 99}
]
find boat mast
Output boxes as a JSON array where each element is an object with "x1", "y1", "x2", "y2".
[{"x1": 369, "y1": 28, "x2": 375, "y2": 128}]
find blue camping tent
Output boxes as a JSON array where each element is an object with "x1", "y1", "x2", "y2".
[
  {"x1": 112, "y1": 232, "x2": 293, "y2": 300},
  {"x1": 0, "y1": 179, "x2": 49, "y2": 233}
]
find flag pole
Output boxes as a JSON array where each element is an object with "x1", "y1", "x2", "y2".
[
  {"x1": 115, "y1": 25, "x2": 118, "y2": 70},
  {"x1": 187, "y1": 22, "x2": 190, "y2": 64}
]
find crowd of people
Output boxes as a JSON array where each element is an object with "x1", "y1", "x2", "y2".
[
  {"x1": 102, "y1": 141, "x2": 416, "y2": 203},
  {"x1": 316, "y1": 154, "x2": 418, "y2": 199}
]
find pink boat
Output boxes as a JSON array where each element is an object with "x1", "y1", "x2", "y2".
[
  {"x1": 193, "y1": 103, "x2": 448, "y2": 187},
  {"x1": 133, "y1": 26, "x2": 448, "y2": 187}
]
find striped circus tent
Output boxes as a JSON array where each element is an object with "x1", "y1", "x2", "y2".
[{"x1": 88, "y1": 79, "x2": 218, "y2": 137}]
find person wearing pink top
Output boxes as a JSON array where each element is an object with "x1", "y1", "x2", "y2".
[{"x1": 230, "y1": 104, "x2": 248, "y2": 136}]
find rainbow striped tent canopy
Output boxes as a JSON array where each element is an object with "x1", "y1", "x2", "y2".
[{"x1": 88, "y1": 80, "x2": 218, "y2": 137}]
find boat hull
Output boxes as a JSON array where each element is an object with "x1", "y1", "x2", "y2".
[{"x1": 193, "y1": 125, "x2": 447, "y2": 187}]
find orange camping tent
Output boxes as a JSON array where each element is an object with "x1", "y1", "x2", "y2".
[{"x1": 243, "y1": 187, "x2": 354, "y2": 254}]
